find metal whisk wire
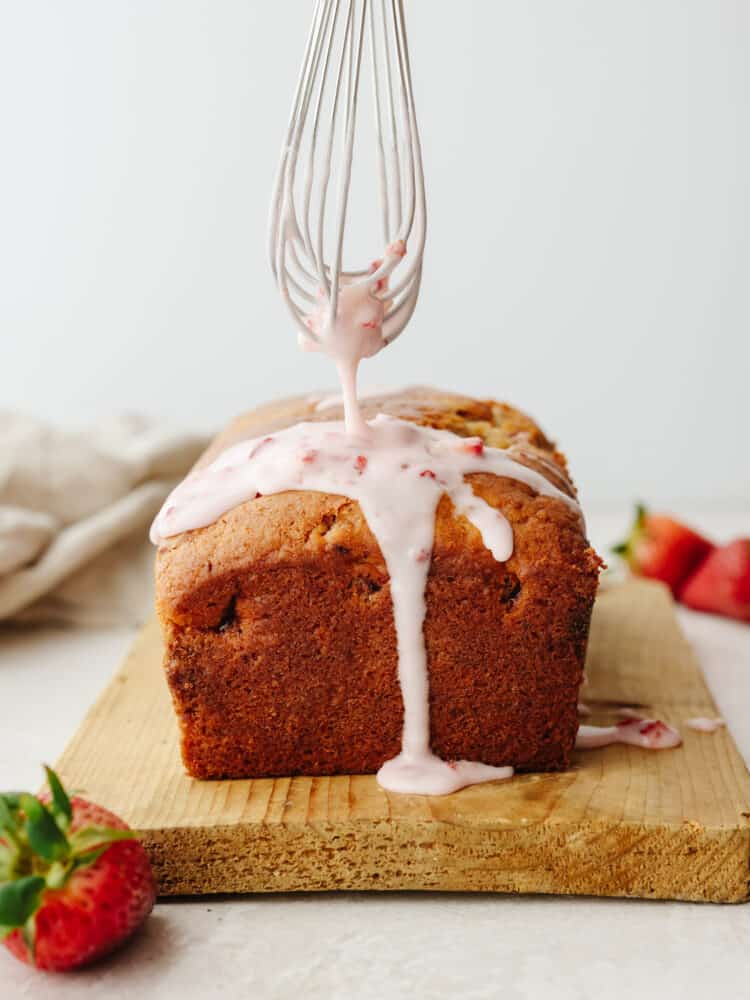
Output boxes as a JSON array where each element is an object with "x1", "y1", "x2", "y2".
[{"x1": 269, "y1": 0, "x2": 426, "y2": 347}]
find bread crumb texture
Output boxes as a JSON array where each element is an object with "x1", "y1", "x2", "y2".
[{"x1": 155, "y1": 388, "x2": 602, "y2": 779}]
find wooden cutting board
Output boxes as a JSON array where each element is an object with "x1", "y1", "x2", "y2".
[{"x1": 55, "y1": 580, "x2": 750, "y2": 902}]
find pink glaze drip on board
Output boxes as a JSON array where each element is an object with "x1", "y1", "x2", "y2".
[
  {"x1": 685, "y1": 717, "x2": 725, "y2": 733},
  {"x1": 575, "y1": 717, "x2": 682, "y2": 750}
]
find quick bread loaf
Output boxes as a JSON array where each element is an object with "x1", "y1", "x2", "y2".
[{"x1": 154, "y1": 388, "x2": 601, "y2": 781}]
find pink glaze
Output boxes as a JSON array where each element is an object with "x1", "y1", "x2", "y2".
[
  {"x1": 378, "y1": 756, "x2": 513, "y2": 796},
  {"x1": 313, "y1": 384, "x2": 416, "y2": 413},
  {"x1": 576, "y1": 717, "x2": 682, "y2": 751},
  {"x1": 299, "y1": 242, "x2": 407, "y2": 436},
  {"x1": 685, "y1": 717, "x2": 725, "y2": 733},
  {"x1": 151, "y1": 413, "x2": 579, "y2": 796}
]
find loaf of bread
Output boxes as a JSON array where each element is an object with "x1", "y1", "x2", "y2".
[{"x1": 155, "y1": 388, "x2": 601, "y2": 780}]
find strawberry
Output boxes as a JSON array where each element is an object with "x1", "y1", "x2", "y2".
[
  {"x1": 0, "y1": 766, "x2": 155, "y2": 972},
  {"x1": 612, "y1": 504, "x2": 714, "y2": 596},
  {"x1": 680, "y1": 539, "x2": 750, "y2": 622}
]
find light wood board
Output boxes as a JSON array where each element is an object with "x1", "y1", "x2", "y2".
[{"x1": 55, "y1": 580, "x2": 750, "y2": 902}]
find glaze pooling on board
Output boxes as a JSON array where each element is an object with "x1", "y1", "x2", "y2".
[
  {"x1": 151, "y1": 414, "x2": 580, "y2": 794},
  {"x1": 685, "y1": 717, "x2": 725, "y2": 733},
  {"x1": 575, "y1": 717, "x2": 682, "y2": 750}
]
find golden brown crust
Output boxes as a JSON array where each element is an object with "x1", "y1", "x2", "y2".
[{"x1": 155, "y1": 388, "x2": 602, "y2": 780}]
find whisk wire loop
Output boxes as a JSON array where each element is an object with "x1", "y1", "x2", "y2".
[{"x1": 269, "y1": 0, "x2": 425, "y2": 348}]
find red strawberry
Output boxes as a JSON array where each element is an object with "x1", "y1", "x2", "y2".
[
  {"x1": 613, "y1": 504, "x2": 714, "y2": 596},
  {"x1": 0, "y1": 766, "x2": 155, "y2": 972},
  {"x1": 680, "y1": 539, "x2": 750, "y2": 622}
]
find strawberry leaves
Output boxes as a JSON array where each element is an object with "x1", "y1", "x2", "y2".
[
  {"x1": 0, "y1": 795, "x2": 20, "y2": 847},
  {"x1": 0, "y1": 767, "x2": 138, "y2": 937},
  {"x1": 1, "y1": 768, "x2": 155, "y2": 971},
  {"x1": 68, "y1": 826, "x2": 135, "y2": 855},
  {"x1": 18, "y1": 794, "x2": 69, "y2": 863},
  {"x1": 43, "y1": 766, "x2": 72, "y2": 830},
  {"x1": 0, "y1": 795, "x2": 22, "y2": 882},
  {"x1": 0, "y1": 845, "x2": 16, "y2": 883},
  {"x1": 0, "y1": 795, "x2": 15, "y2": 832},
  {"x1": 0, "y1": 876, "x2": 45, "y2": 939}
]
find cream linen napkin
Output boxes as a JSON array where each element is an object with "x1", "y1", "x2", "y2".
[{"x1": 0, "y1": 412, "x2": 208, "y2": 625}]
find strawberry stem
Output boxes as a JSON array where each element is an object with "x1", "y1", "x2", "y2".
[
  {"x1": 0, "y1": 796, "x2": 21, "y2": 852},
  {"x1": 611, "y1": 502, "x2": 649, "y2": 560},
  {"x1": 45, "y1": 861, "x2": 70, "y2": 890}
]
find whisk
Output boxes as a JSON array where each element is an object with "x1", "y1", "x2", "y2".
[{"x1": 268, "y1": 0, "x2": 426, "y2": 352}]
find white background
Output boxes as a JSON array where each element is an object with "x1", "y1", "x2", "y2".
[{"x1": 1, "y1": 0, "x2": 748, "y2": 508}]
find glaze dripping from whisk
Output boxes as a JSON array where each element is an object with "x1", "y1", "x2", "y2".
[{"x1": 298, "y1": 241, "x2": 407, "y2": 437}]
